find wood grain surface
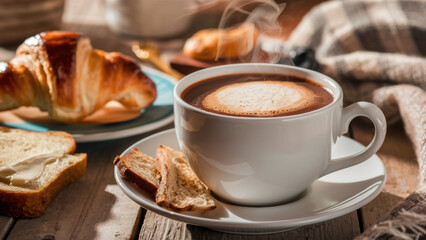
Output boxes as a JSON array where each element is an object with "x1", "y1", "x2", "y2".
[
  {"x1": 0, "y1": 217, "x2": 13, "y2": 240},
  {"x1": 139, "y1": 211, "x2": 361, "y2": 240},
  {"x1": 0, "y1": 0, "x2": 420, "y2": 239}
]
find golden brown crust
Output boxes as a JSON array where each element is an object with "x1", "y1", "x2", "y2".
[
  {"x1": 113, "y1": 153, "x2": 158, "y2": 195},
  {"x1": 155, "y1": 145, "x2": 216, "y2": 212},
  {"x1": 0, "y1": 62, "x2": 36, "y2": 109},
  {"x1": 98, "y1": 50, "x2": 157, "y2": 110},
  {"x1": 114, "y1": 145, "x2": 215, "y2": 212},
  {"x1": 0, "y1": 63, "x2": 22, "y2": 101},
  {"x1": 0, "y1": 31, "x2": 157, "y2": 123},
  {"x1": 0, "y1": 153, "x2": 87, "y2": 218},
  {"x1": 183, "y1": 23, "x2": 259, "y2": 61},
  {"x1": 39, "y1": 31, "x2": 81, "y2": 107}
]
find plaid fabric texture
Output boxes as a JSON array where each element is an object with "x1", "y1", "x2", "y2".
[{"x1": 288, "y1": 0, "x2": 426, "y2": 239}]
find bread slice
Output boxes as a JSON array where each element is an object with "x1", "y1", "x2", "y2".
[
  {"x1": 113, "y1": 148, "x2": 159, "y2": 194},
  {"x1": 155, "y1": 145, "x2": 215, "y2": 212},
  {"x1": 0, "y1": 127, "x2": 87, "y2": 218}
]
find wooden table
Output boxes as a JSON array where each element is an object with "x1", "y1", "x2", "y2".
[{"x1": 0, "y1": 0, "x2": 419, "y2": 239}]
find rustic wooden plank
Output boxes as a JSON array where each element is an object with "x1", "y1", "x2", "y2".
[
  {"x1": 139, "y1": 211, "x2": 360, "y2": 240},
  {"x1": 5, "y1": 130, "x2": 165, "y2": 240},
  {"x1": 0, "y1": 217, "x2": 14, "y2": 240},
  {"x1": 68, "y1": 139, "x2": 145, "y2": 240},
  {"x1": 352, "y1": 120, "x2": 419, "y2": 229}
]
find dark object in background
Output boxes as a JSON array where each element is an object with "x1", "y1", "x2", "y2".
[{"x1": 278, "y1": 46, "x2": 318, "y2": 70}]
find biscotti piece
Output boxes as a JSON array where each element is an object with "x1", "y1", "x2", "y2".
[
  {"x1": 114, "y1": 148, "x2": 159, "y2": 194},
  {"x1": 155, "y1": 145, "x2": 216, "y2": 212},
  {"x1": 0, "y1": 127, "x2": 87, "y2": 218}
]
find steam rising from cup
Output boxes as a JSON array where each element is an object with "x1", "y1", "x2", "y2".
[{"x1": 217, "y1": 0, "x2": 286, "y2": 63}]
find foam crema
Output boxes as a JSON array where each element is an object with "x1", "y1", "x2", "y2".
[{"x1": 201, "y1": 81, "x2": 320, "y2": 117}]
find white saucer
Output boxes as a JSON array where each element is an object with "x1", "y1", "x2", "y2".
[{"x1": 114, "y1": 129, "x2": 386, "y2": 234}]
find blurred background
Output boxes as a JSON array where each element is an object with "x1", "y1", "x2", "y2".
[{"x1": 0, "y1": 0, "x2": 324, "y2": 61}]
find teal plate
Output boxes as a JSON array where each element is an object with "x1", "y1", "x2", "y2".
[{"x1": 0, "y1": 66, "x2": 176, "y2": 142}]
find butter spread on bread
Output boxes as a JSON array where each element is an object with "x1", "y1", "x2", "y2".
[
  {"x1": 0, "y1": 31, "x2": 157, "y2": 123},
  {"x1": 0, "y1": 153, "x2": 64, "y2": 186},
  {"x1": 0, "y1": 127, "x2": 87, "y2": 218}
]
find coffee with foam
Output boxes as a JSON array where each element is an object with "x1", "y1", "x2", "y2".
[
  {"x1": 202, "y1": 81, "x2": 319, "y2": 117},
  {"x1": 182, "y1": 73, "x2": 334, "y2": 117}
]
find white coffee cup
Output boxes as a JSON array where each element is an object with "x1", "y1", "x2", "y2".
[
  {"x1": 174, "y1": 63, "x2": 386, "y2": 206},
  {"x1": 105, "y1": 0, "x2": 195, "y2": 39}
]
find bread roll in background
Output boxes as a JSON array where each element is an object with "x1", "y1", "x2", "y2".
[
  {"x1": 183, "y1": 23, "x2": 259, "y2": 61},
  {"x1": 171, "y1": 0, "x2": 326, "y2": 74}
]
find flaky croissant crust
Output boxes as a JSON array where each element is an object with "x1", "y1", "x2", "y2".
[{"x1": 0, "y1": 31, "x2": 157, "y2": 123}]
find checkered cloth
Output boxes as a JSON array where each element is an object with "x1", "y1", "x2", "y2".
[{"x1": 287, "y1": 0, "x2": 426, "y2": 239}]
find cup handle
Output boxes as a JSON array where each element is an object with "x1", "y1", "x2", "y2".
[{"x1": 320, "y1": 102, "x2": 387, "y2": 177}]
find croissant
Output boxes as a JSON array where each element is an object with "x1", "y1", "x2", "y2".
[{"x1": 0, "y1": 31, "x2": 157, "y2": 123}]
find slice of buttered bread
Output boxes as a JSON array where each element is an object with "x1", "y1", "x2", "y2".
[
  {"x1": 0, "y1": 127, "x2": 87, "y2": 218},
  {"x1": 114, "y1": 148, "x2": 159, "y2": 194},
  {"x1": 155, "y1": 145, "x2": 216, "y2": 212}
]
